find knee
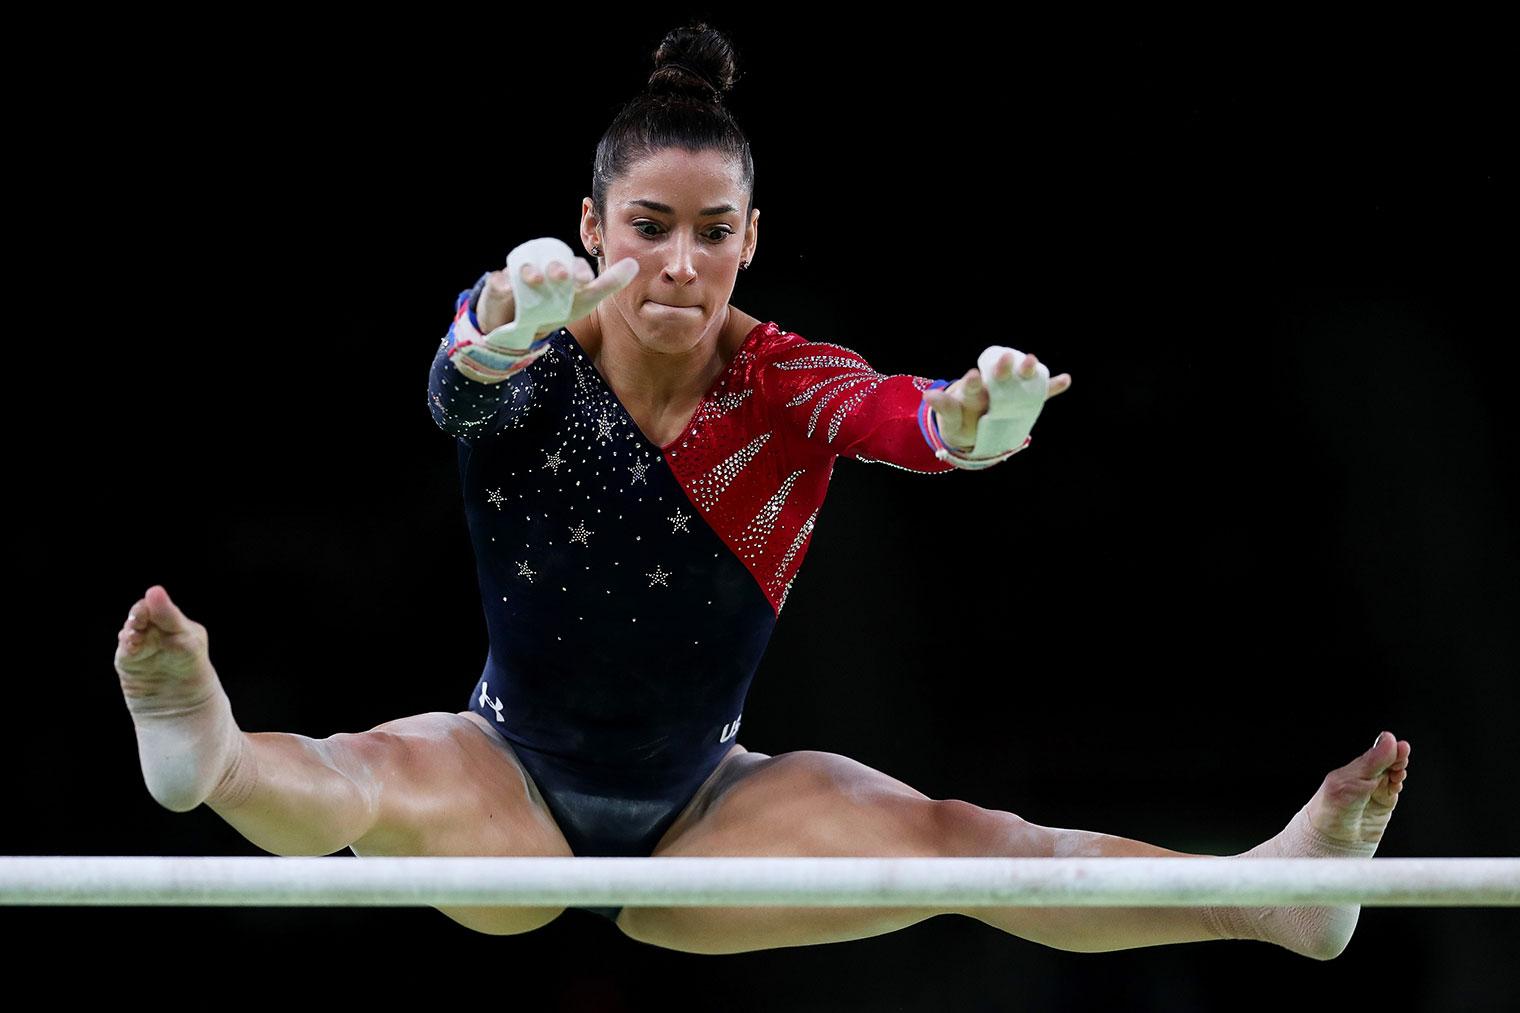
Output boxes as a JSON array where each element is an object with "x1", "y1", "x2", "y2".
[
  {"x1": 436, "y1": 904, "x2": 565, "y2": 937},
  {"x1": 932, "y1": 798, "x2": 1037, "y2": 857},
  {"x1": 616, "y1": 907, "x2": 713, "y2": 953}
]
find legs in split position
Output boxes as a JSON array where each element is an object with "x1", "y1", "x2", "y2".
[
  {"x1": 617, "y1": 736, "x2": 1410, "y2": 959},
  {"x1": 115, "y1": 587, "x2": 1412, "y2": 954},
  {"x1": 114, "y1": 585, "x2": 575, "y2": 935}
]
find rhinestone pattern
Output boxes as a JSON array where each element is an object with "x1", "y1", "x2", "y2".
[{"x1": 427, "y1": 273, "x2": 989, "y2": 783}]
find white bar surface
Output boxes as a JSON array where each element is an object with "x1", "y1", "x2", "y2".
[{"x1": 0, "y1": 857, "x2": 1516, "y2": 907}]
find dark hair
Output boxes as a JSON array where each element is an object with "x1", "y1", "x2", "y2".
[{"x1": 590, "y1": 22, "x2": 755, "y2": 244}]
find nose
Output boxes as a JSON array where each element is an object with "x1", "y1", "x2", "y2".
[{"x1": 662, "y1": 235, "x2": 698, "y2": 285}]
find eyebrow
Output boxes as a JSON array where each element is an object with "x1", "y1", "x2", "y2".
[{"x1": 624, "y1": 199, "x2": 739, "y2": 217}]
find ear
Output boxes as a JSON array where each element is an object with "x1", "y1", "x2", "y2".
[
  {"x1": 580, "y1": 198, "x2": 603, "y2": 257},
  {"x1": 744, "y1": 207, "x2": 760, "y2": 262}
]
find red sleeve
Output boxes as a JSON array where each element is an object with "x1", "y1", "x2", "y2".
[{"x1": 756, "y1": 329, "x2": 959, "y2": 475}]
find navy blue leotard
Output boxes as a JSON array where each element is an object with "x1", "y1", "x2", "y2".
[{"x1": 427, "y1": 269, "x2": 1010, "y2": 921}]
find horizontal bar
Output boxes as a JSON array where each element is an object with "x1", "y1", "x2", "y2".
[{"x1": 1, "y1": 857, "x2": 1516, "y2": 907}]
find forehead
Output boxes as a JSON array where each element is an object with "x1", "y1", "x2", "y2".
[{"x1": 610, "y1": 148, "x2": 745, "y2": 211}]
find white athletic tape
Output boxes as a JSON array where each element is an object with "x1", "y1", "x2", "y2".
[
  {"x1": 966, "y1": 344, "x2": 1049, "y2": 459},
  {"x1": 480, "y1": 237, "x2": 579, "y2": 352},
  {"x1": 448, "y1": 237, "x2": 579, "y2": 383}
]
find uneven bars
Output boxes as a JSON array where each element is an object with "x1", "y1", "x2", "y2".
[{"x1": 1, "y1": 857, "x2": 1516, "y2": 907}]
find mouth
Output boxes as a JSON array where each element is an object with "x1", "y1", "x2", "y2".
[{"x1": 646, "y1": 299, "x2": 701, "y2": 312}]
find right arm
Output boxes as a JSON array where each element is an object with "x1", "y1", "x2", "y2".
[
  {"x1": 426, "y1": 272, "x2": 544, "y2": 441},
  {"x1": 427, "y1": 241, "x2": 640, "y2": 440}
]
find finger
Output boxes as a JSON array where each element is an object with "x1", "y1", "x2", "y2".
[
  {"x1": 520, "y1": 263, "x2": 543, "y2": 286},
  {"x1": 995, "y1": 351, "x2": 1015, "y2": 381},
  {"x1": 572, "y1": 257, "x2": 640, "y2": 313},
  {"x1": 1046, "y1": 373, "x2": 1072, "y2": 398},
  {"x1": 573, "y1": 258, "x2": 595, "y2": 285},
  {"x1": 924, "y1": 390, "x2": 962, "y2": 430},
  {"x1": 963, "y1": 368, "x2": 989, "y2": 410},
  {"x1": 545, "y1": 259, "x2": 569, "y2": 282},
  {"x1": 1019, "y1": 352, "x2": 1038, "y2": 378}
]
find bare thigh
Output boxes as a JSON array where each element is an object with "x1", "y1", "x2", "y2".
[
  {"x1": 618, "y1": 748, "x2": 956, "y2": 952},
  {"x1": 344, "y1": 709, "x2": 574, "y2": 935}
]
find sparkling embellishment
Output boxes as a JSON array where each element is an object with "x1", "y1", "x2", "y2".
[
  {"x1": 692, "y1": 387, "x2": 753, "y2": 424},
  {"x1": 690, "y1": 431, "x2": 773, "y2": 511},
  {"x1": 771, "y1": 354, "x2": 874, "y2": 371},
  {"x1": 595, "y1": 412, "x2": 616, "y2": 444},
  {"x1": 828, "y1": 377, "x2": 885, "y2": 443},
  {"x1": 486, "y1": 487, "x2": 506, "y2": 509},
  {"x1": 542, "y1": 449, "x2": 565, "y2": 475},
  {"x1": 783, "y1": 373, "x2": 876, "y2": 409},
  {"x1": 806, "y1": 375, "x2": 875, "y2": 438},
  {"x1": 628, "y1": 458, "x2": 651, "y2": 485},
  {"x1": 771, "y1": 506, "x2": 818, "y2": 591},
  {"x1": 668, "y1": 508, "x2": 691, "y2": 534},
  {"x1": 737, "y1": 468, "x2": 806, "y2": 561},
  {"x1": 794, "y1": 339, "x2": 870, "y2": 360},
  {"x1": 855, "y1": 454, "x2": 946, "y2": 474},
  {"x1": 647, "y1": 563, "x2": 671, "y2": 588},
  {"x1": 516, "y1": 560, "x2": 536, "y2": 583},
  {"x1": 568, "y1": 520, "x2": 592, "y2": 546}
]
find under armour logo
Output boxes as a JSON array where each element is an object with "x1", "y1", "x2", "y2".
[
  {"x1": 719, "y1": 713, "x2": 742, "y2": 743},
  {"x1": 478, "y1": 681, "x2": 505, "y2": 723}
]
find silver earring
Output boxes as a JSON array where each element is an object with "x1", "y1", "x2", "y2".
[
  {"x1": 739, "y1": 259, "x2": 750, "y2": 270},
  {"x1": 590, "y1": 245, "x2": 601, "y2": 257}
]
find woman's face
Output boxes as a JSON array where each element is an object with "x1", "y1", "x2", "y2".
[{"x1": 584, "y1": 147, "x2": 758, "y2": 351}]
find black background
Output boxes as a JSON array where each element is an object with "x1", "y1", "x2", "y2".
[{"x1": 8, "y1": 10, "x2": 1515, "y2": 1011}]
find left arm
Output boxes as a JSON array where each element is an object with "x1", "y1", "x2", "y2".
[{"x1": 760, "y1": 333, "x2": 1071, "y2": 473}]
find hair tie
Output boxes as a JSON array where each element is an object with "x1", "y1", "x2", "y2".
[{"x1": 659, "y1": 61, "x2": 720, "y2": 100}]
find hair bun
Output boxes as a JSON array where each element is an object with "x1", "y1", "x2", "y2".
[{"x1": 648, "y1": 21, "x2": 741, "y2": 103}]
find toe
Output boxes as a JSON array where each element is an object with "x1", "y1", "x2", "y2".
[{"x1": 1333, "y1": 732, "x2": 1399, "y2": 787}]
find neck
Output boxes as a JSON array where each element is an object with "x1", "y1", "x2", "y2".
[{"x1": 578, "y1": 303, "x2": 756, "y2": 410}]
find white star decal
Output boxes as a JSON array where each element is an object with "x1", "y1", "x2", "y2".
[
  {"x1": 596, "y1": 412, "x2": 616, "y2": 444},
  {"x1": 668, "y1": 509, "x2": 691, "y2": 534},
  {"x1": 516, "y1": 560, "x2": 536, "y2": 583},
  {"x1": 568, "y1": 520, "x2": 592, "y2": 546},
  {"x1": 542, "y1": 449, "x2": 564, "y2": 475},
  {"x1": 646, "y1": 563, "x2": 671, "y2": 588},
  {"x1": 628, "y1": 459, "x2": 650, "y2": 485},
  {"x1": 486, "y1": 487, "x2": 506, "y2": 509}
]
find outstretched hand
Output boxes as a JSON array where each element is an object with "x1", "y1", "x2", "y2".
[
  {"x1": 921, "y1": 351, "x2": 1071, "y2": 451},
  {"x1": 477, "y1": 254, "x2": 640, "y2": 341}
]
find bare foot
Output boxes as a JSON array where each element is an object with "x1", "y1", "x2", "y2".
[
  {"x1": 1203, "y1": 730, "x2": 1411, "y2": 960},
  {"x1": 115, "y1": 586, "x2": 252, "y2": 812},
  {"x1": 1305, "y1": 730, "x2": 1410, "y2": 846}
]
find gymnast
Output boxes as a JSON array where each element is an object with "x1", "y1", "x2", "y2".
[{"x1": 114, "y1": 21, "x2": 1410, "y2": 957}]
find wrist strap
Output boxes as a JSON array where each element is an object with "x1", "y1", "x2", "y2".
[{"x1": 916, "y1": 379, "x2": 1028, "y2": 470}]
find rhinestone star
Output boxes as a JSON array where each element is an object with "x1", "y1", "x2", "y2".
[
  {"x1": 628, "y1": 458, "x2": 650, "y2": 485},
  {"x1": 568, "y1": 520, "x2": 592, "y2": 546},
  {"x1": 542, "y1": 449, "x2": 564, "y2": 475},
  {"x1": 646, "y1": 563, "x2": 671, "y2": 588},
  {"x1": 516, "y1": 560, "x2": 536, "y2": 583},
  {"x1": 486, "y1": 487, "x2": 506, "y2": 509},
  {"x1": 668, "y1": 509, "x2": 691, "y2": 534},
  {"x1": 595, "y1": 412, "x2": 616, "y2": 444}
]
